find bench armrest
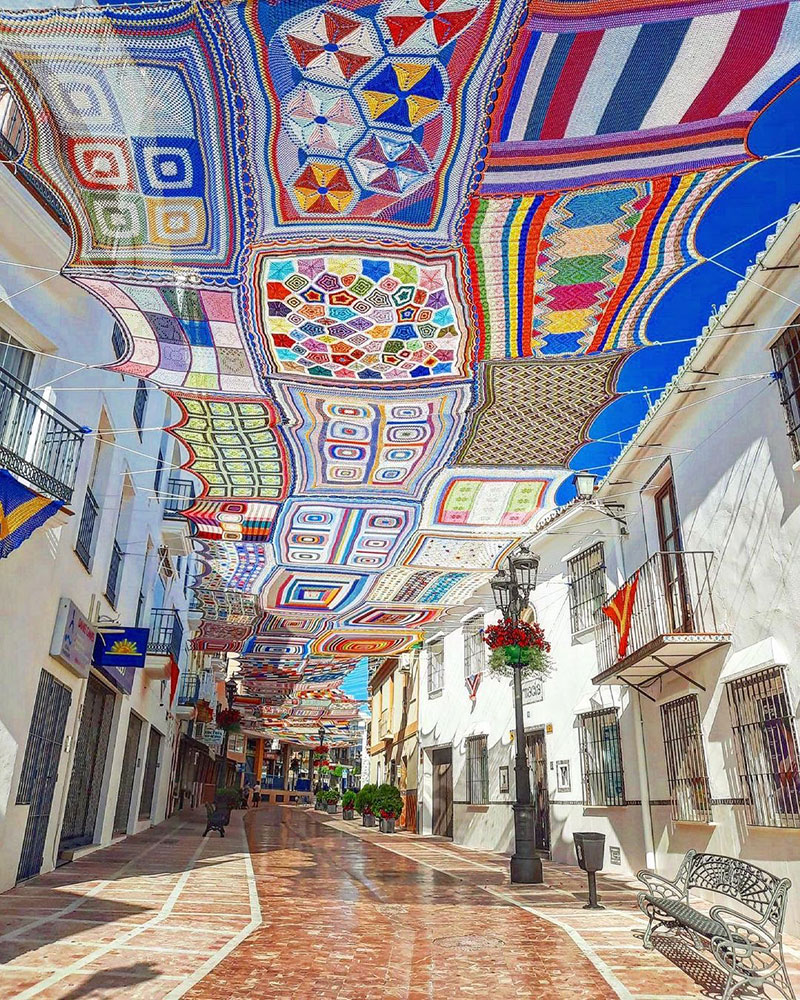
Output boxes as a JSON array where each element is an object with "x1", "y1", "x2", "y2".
[
  {"x1": 637, "y1": 869, "x2": 687, "y2": 902},
  {"x1": 710, "y1": 905, "x2": 777, "y2": 948}
]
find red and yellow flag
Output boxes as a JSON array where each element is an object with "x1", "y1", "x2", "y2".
[{"x1": 601, "y1": 572, "x2": 639, "y2": 660}]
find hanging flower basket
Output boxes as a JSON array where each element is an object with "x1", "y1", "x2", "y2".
[
  {"x1": 215, "y1": 707, "x2": 243, "y2": 732},
  {"x1": 482, "y1": 619, "x2": 552, "y2": 678}
]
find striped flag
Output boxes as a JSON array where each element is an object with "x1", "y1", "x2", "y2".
[
  {"x1": 0, "y1": 469, "x2": 62, "y2": 559},
  {"x1": 601, "y1": 571, "x2": 640, "y2": 660},
  {"x1": 465, "y1": 673, "x2": 482, "y2": 701}
]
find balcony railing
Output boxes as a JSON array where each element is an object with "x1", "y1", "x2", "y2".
[
  {"x1": 105, "y1": 540, "x2": 124, "y2": 609},
  {"x1": 0, "y1": 365, "x2": 84, "y2": 502},
  {"x1": 147, "y1": 608, "x2": 183, "y2": 661},
  {"x1": 177, "y1": 671, "x2": 200, "y2": 706},
  {"x1": 164, "y1": 477, "x2": 196, "y2": 517},
  {"x1": 594, "y1": 550, "x2": 727, "y2": 683},
  {"x1": 1, "y1": 86, "x2": 70, "y2": 228}
]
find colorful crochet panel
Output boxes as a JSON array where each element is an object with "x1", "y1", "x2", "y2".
[{"x1": 2, "y1": 0, "x2": 798, "y2": 738}]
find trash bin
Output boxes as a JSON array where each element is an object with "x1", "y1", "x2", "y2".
[
  {"x1": 574, "y1": 832, "x2": 605, "y2": 872},
  {"x1": 573, "y1": 832, "x2": 606, "y2": 909}
]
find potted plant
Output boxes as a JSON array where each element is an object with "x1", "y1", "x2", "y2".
[
  {"x1": 482, "y1": 618, "x2": 552, "y2": 677},
  {"x1": 356, "y1": 784, "x2": 376, "y2": 827},
  {"x1": 325, "y1": 788, "x2": 340, "y2": 814},
  {"x1": 213, "y1": 786, "x2": 242, "y2": 812},
  {"x1": 375, "y1": 783, "x2": 404, "y2": 834},
  {"x1": 342, "y1": 789, "x2": 356, "y2": 820},
  {"x1": 215, "y1": 707, "x2": 243, "y2": 732}
]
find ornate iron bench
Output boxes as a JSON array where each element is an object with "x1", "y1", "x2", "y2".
[
  {"x1": 203, "y1": 802, "x2": 231, "y2": 838},
  {"x1": 638, "y1": 850, "x2": 795, "y2": 1000}
]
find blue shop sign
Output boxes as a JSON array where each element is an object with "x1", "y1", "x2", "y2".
[{"x1": 92, "y1": 627, "x2": 150, "y2": 695}]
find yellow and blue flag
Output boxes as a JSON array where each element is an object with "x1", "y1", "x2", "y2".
[{"x1": 0, "y1": 469, "x2": 63, "y2": 559}]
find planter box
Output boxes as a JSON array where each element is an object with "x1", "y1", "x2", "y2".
[
  {"x1": 342, "y1": 808, "x2": 354, "y2": 820},
  {"x1": 379, "y1": 817, "x2": 396, "y2": 834},
  {"x1": 362, "y1": 813, "x2": 376, "y2": 827},
  {"x1": 327, "y1": 804, "x2": 338, "y2": 814}
]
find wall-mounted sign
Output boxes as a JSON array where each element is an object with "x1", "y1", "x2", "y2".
[
  {"x1": 50, "y1": 598, "x2": 95, "y2": 678},
  {"x1": 93, "y1": 627, "x2": 149, "y2": 670},
  {"x1": 499, "y1": 765, "x2": 510, "y2": 794},
  {"x1": 91, "y1": 627, "x2": 148, "y2": 695},
  {"x1": 556, "y1": 760, "x2": 571, "y2": 792},
  {"x1": 522, "y1": 676, "x2": 543, "y2": 705}
]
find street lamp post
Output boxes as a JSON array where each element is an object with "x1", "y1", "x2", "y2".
[
  {"x1": 216, "y1": 678, "x2": 238, "y2": 788},
  {"x1": 491, "y1": 546, "x2": 543, "y2": 885}
]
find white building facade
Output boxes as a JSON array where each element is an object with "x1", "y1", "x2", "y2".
[
  {"x1": 417, "y1": 209, "x2": 800, "y2": 936},
  {"x1": 0, "y1": 99, "x2": 199, "y2": 891}
]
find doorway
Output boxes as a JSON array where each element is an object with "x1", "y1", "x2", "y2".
[
  {"x1": 432, "y1": 746, "x2": 453, "y2": 838},
  {"x1": 16, "y1": 671, "x2": 72, "y2": 881},
  {"x1": 113, "y1": 712, "x2": 142, "y2": 835},
  {"x1": 527, "y1": 730, "x2": 550, "y2": 854},
  {"x1": 139, "y1": 727, "x2": 162, "y2": 820},
  {"x1": 60, "y1": 674, "x2": 115, "y2": 851},
  {"x1": 655, "y1": 478, "x2": 692, "y2": 632}
]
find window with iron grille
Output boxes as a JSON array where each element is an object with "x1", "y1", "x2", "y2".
[
  {"x1": 727, "y1": 667, "x2": 800, "y2": 829},
  {"x1": 772, "y1": 324, "x2": 800, "y2": 462},
  {"x1": 660, "y1": 695, "x2": 712, "y2": 822},
  {"x1": 463, "y1": 619, "x2": 484, "y2": 678},
  {"x1": 427, "y1": 641, "x2": 444, "y2": 695},
  {"x1": 466, "y1": 735, "x2": 488, "y2": 804},
  {"x1": 133, "y1": 380, "x2": 148, "y2": 438},
  {"x1": 567, "y1": 543, "x2": 606, "y2": 636},
  {"x1": 578, "y1": 709, "x2": 625, "y2": 805}
]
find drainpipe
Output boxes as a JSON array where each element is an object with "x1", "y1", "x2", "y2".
[{"x1": 633, "y1": 689, "x2": 657, "y2": 872}]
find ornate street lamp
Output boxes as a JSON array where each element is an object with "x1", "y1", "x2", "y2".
[
  {"x1": 573, "y1": 470, "x2": 597, "y2": 501},
  {"x1": 216, "y1": 679, "x2": 239, "y2": 788},
  {"x1": 492, "y1": 545, "x2": 543, "y2": 885}
]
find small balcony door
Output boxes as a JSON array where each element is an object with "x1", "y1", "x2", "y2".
[{"x1": 655, "y1": 479, "x2": 693, "y2": 633}]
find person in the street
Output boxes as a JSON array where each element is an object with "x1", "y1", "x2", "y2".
[
  {"x1": 242, "y1": 784, "x2": 252, "y2": 809},
  {"x1": 252, "y1": 784, "x2": 261, "y2": 807},
  {"x1": 289, "y1": 755, "x2": 300, "y2": 790}
]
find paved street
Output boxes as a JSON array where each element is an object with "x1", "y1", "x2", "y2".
[{"x1": 0, "y1": 805, "x2": 798, "y2": 1000}]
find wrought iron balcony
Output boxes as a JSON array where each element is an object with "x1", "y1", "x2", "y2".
[
  {"x1": 1, "y1": 86, "x2": 70, "y2": 228},
  {"x1": 164, "y1": 477, "x2": 196, "y2": 517},
  {"x1": 177, "y1": 671, "x2": 200, "y2": 706},
  {"x1": 147, "y1": 608, "x2": 183, "y2": 661},
  {"x1": 0, "y1": 365, "x2": 84, "y2": 502},
  {"x1": 593, "y1": 550, "x2": 730, "y2": 693}
]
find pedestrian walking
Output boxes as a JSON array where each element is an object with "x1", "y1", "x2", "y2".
[
  {"x1": 252, "y1": 784, "x2": 261, "y2": 807},
  {"x1": 289, "y1": 755, "x2": 300, "y2": 790}
]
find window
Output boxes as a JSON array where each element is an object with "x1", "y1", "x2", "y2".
[
  {"x1": 463, "y1": 618, "x2": 484, "y2": 677},
  {"x1": 772, "y1": 323, "x2": 800, "y2": 462},
  {"x1": 427, "y1": 641, "x2": 444, "y2": 695},
  {"x1": 466, "y1": 735, "x2": 489, "y2": 804},
  {"x1": 76, "y1": 416, "x2": 113, "y2": 570},
  {"x1": 111, "y1": 322, "x2": 127, "y2": 363},
  {"x1": 578, "y1": 709, "x2": 625, "y2": 805},
  {"x1": 727, "y1": 667, "x2": 800, "y2": 829},
  {"x1": 0, "y1": 328, "x2": 34, "y2": 385},
  {"x1": 567, "y1": 543, "x2": 606, "y2": 636},
  {"x1": 660, "y1": 695, "x2": 712, "y2": 822},
  {"x1": 133, "y1": 379, "x2": 148, "y2": 438},
  {"x1": 153, "y1": 443, "x2": 166, "y2": 497}
]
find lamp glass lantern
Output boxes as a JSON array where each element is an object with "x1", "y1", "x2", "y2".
[
  {"x1": 510, "y1": 549, "x2": 540, "y2": 604},
  {"x1": 573, "y1": 470, "x2": 597, "y2": 501},
  {"x1": 225, "y1": 679, "x2": 237, "y2": 709},
  {"x1": 490, "y1": 570, "x2": 513, "y2": 618}
]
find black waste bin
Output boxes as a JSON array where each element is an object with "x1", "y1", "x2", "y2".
[
  {"x1": 574, "y1": 831, "x2": 605, "y2": 872},
  {"x1": 573, "y1": 832, "x2": 605, "y2": 909}
]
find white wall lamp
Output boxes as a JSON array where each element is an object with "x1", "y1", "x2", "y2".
[{"x1": 572, "y1": 471, "x2": 629, "y2": 535}]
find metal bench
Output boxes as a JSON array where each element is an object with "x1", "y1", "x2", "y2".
[
  {"x1": 202, "y1": 802, "x2": 231, "y2": 838},
  {"x1": 638, "y1": 850, "x2": 795, "y2": 1000}
]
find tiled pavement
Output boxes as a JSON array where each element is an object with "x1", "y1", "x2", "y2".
[{"x1": 1, "y1": 805, "x2": 798, "y2": 1000}]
